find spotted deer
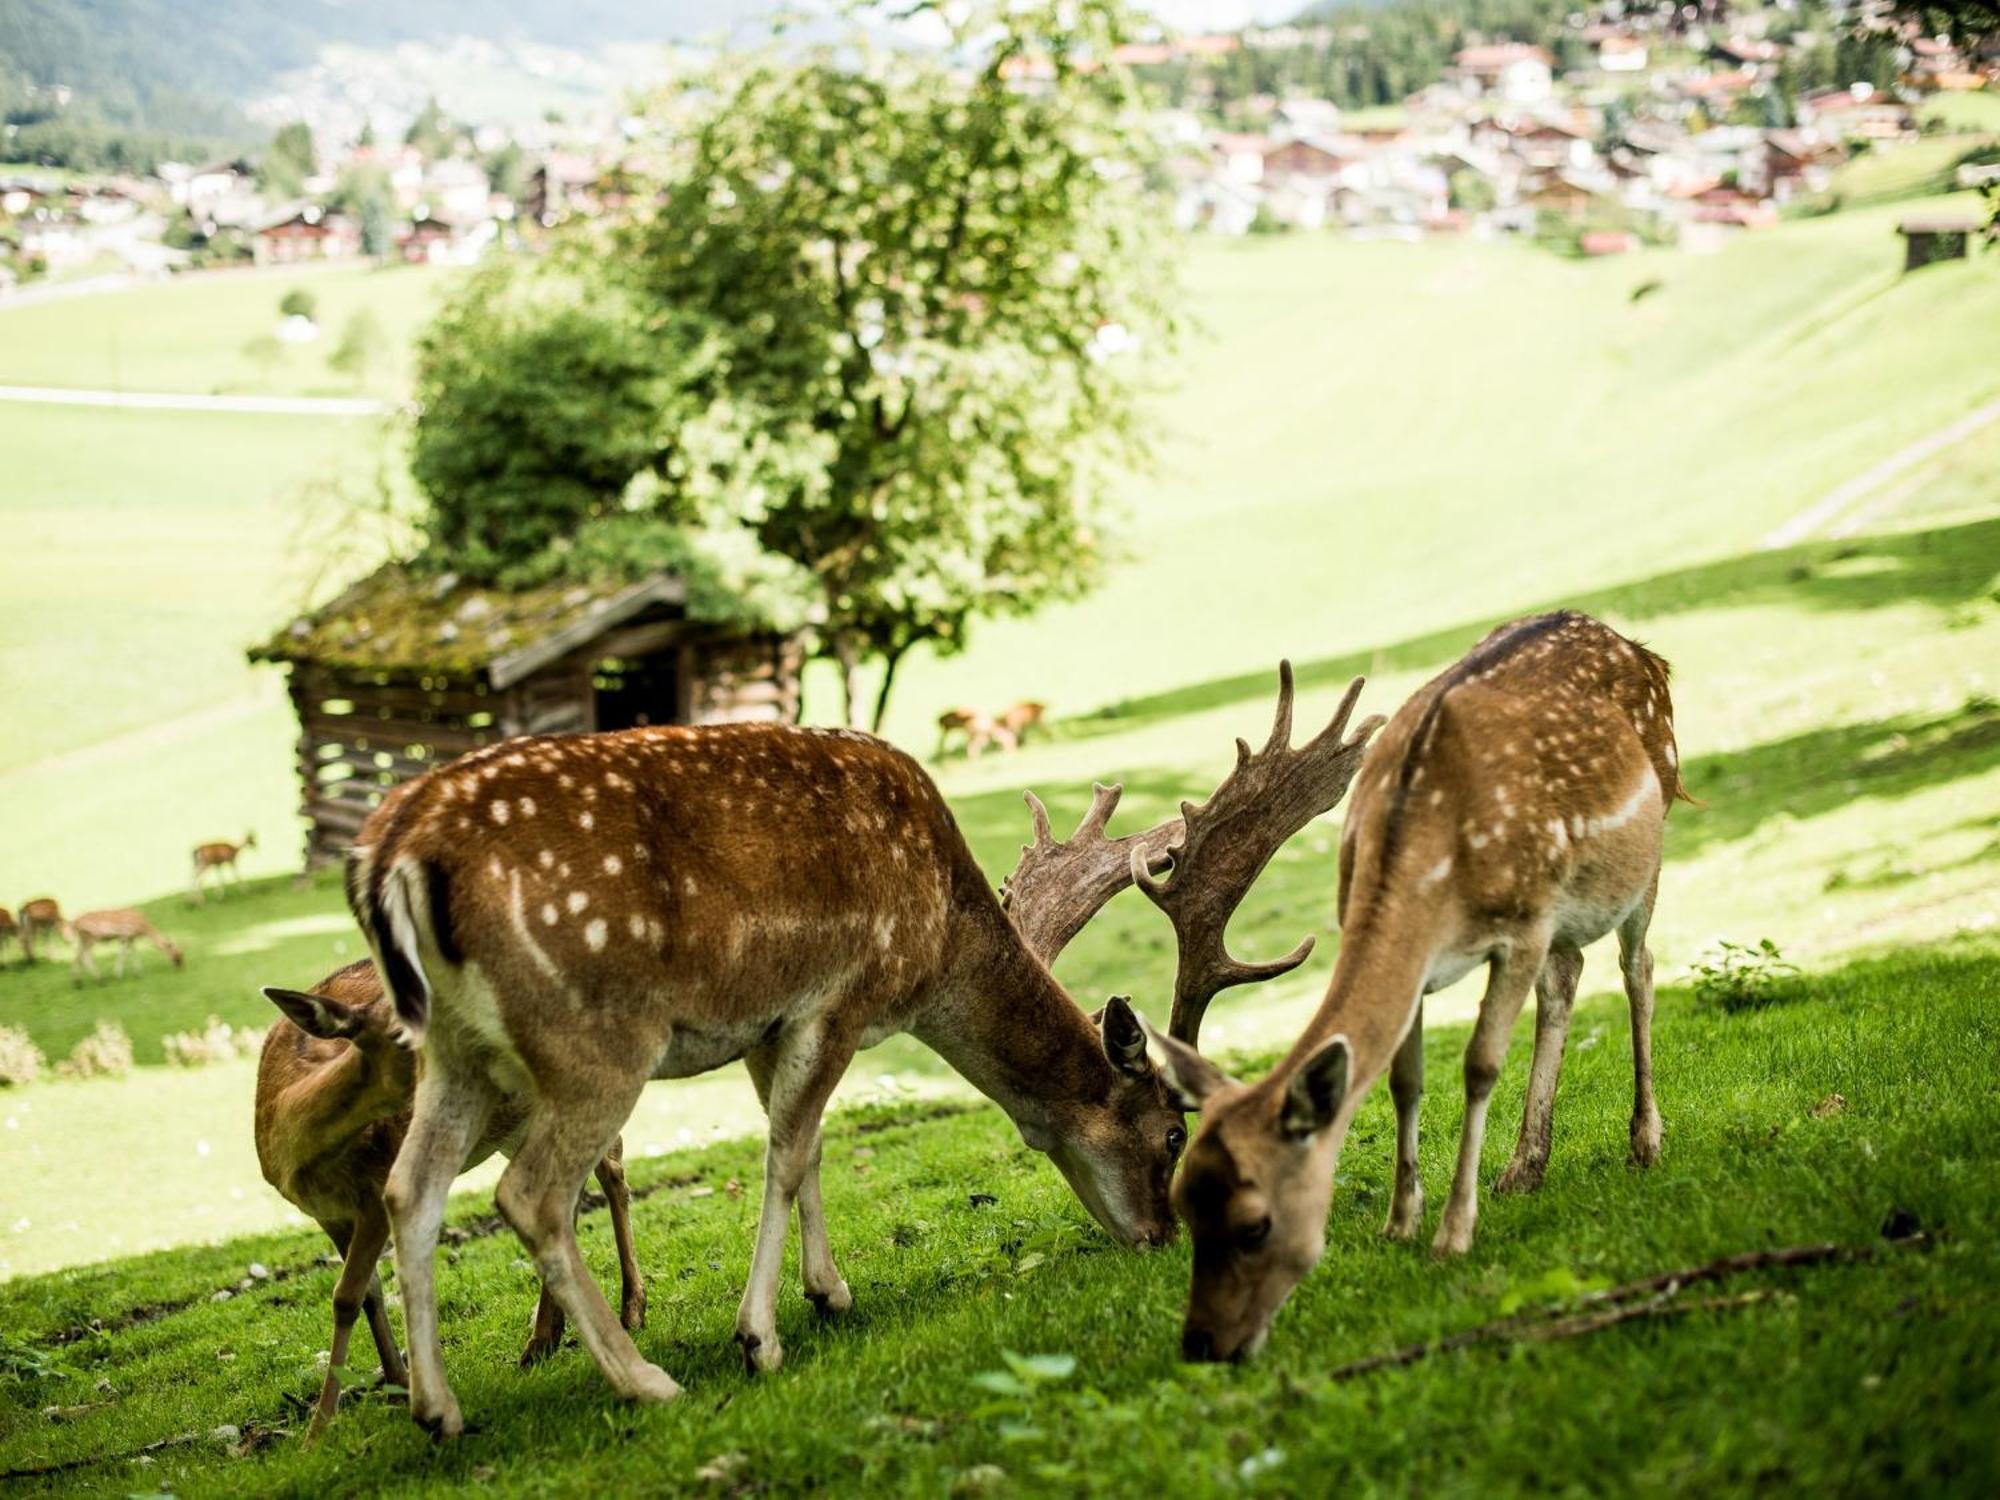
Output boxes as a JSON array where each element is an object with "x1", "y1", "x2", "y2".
[
  {"x1": 191, "y1": 831, "x2": 257, "y2": 904},
  {"x1": 0, "y1": 907, "x2": 16, "y2": 965},
  {"x1": 70, "y1": 908, "x2": 184, "y2": 984},
  {"x1": 1150, "y1": 612, "x2": 1684, "y2": 1363},
  {"x1": 18, "y1": 897, "x2": 63, "y2": 962},
  {"x1": 255, "y1": 960, "x2": 644, "y2": 1441},
  {"x1": 347, "y1": 724, "x2": 1192, "y2": 1436}
]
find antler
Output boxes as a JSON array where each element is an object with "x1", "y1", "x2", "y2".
[
  {"x1": 1133, "y1": 665, "x2": 1385, "y2": 1047},
  {"x1": 1000, "y1": 782, "x2": 1182, "y2": 965}
]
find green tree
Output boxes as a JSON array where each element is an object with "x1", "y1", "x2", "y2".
[
  {"x1": 405, "y1": 96, "x2": 458, "y2": 159},
  {"x1": 261, "y1": 120, "x2": 315, "y2": 196},
  {"x1": 279, "y1": 287, "x2": 317, "y2": 322},
  {"x1": 328, "y1": 309, "x2": 386, "y2": 387},
  {"x1": 608, "y1": 0, "x2": 1176, "y2": 728}
]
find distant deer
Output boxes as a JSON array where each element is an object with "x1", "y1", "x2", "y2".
[
  {"x1": 1151, "y1": 612, "x2": 1683, "y2": 1363},
  {"x1": 936, "y1": 701, "x2": 1047, "y2": 759},
  {"x1": 70, "y1": 908, "x2": 185, "y2": 984},
  {"x1": 18, "y1": 897, "x2": 63, "y2": 962},
  {"x1": 997, "y1": 700, "x2": 1047, "y2": 750},
  {"x1": 0, "y1": 907, "x2": 17, "y2": 965},
  {"x1": 257, "y1": 960, "x2": 645, "y2": 1441},
  {"x1": 339, "y1": 688, "x2": 1375, "y2": 1437},
  {"x1": 190, "y1": 831, "x2": 257, "y2": 904}
]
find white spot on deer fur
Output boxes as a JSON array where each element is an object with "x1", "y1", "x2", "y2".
[
  {"x1": 539, "y1": 850, "x2": 554, "y2": 869},
  {"x1": 506, "y1": 754, "x2": 526, "y2": 767},
  {"x1": 1468, "y1": 831, "x2": 1491, "y2": 850},
  {"x1": 584, "y1": 918, "x2": 608, "y2": 952},
  {"x1": 542, "y1": 903, "x2": 558, "y2": 926},
  {"x1": 1419, "y1": 856, "x2": 1453, "y2": 888},
  {"x1": 1548, "y1": 819, "x2": 1569, "y2": 851},
  {"x1": 604, "y1": 855, "x2": 623, "y2": 875},
  {"x1": 489, "y1": 800, "x2": 510, "y2": 825},
  {"x1": 579, "y1": 812, "x2": 595, "y2": 831},
  {"x1": 874, "y1": 914, "x2": 898, "y2": 951},
  {"x1": 517, "y1": 797, "x2": 536, "y2": 818},
  {"x1": 1665, "y1": 743, "x2": 1678, "y2": 767},
  {"x1": 627, "y1": 913, "x2": 646, "y2": 940},
  {"x1": 567, "y1": 890, "x2": 589, "y2": 915},
  {"x1": 683, "y1": 875, "x2": 699, "y2": 896}
]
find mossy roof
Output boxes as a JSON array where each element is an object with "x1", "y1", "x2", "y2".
[{"x1": 249, "y1": 563, "x2": 691, "y2": 686}]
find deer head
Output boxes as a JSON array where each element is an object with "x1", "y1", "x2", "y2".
[{"x1": 261, "y1": 961, "x2": 413, "y2": 1098}]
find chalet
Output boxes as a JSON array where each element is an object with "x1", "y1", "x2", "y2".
[
  {"x1": 1452, "y1": 44, "x2": 1554, "y2": 104},
  {"x1": 1597, "y1": 35, "x2": 1648, "y2": 73},
  {"x1": 250, "y1": 565, "x2": 806, "y2": 868},
  {"x1": 1764, "y1": 129, "x2": 1847, "y2": 202},
  {"x1": 1214, "y1": 133, "x2": 1274, "y2": 185},
  {"x1": 1898, "y1": 214, "x2": 1984, "y2": 272},
  {"x1": 253, "y1": 204, "x2": 359, "y2": 266},
  {"x1": 1262, "y1": 135, "x2": 1360, "y2": 182}
]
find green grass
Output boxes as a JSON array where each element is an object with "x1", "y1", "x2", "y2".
[
  {"x1": 0, "y1": 261, "x2": 459, "y2": 397},
  {"x1": 1920, "y1": 90, "x2": 2000, "y2": 134},
  {"x1": 1, "y1": 940, "x2": 1995, "y2": 1495},
  {"x1": 1817, "y1": 138, "x2": 1992, "y2": 209}
]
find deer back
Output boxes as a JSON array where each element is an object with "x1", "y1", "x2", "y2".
[
  {"x1": 1339, "y1": 611, "x2": 1680, "y2": 944},
  {"x1": 353, "y1": 725, "x2": 988, "y2": 1067}
]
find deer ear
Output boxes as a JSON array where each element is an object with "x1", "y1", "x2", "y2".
[
  {"x1": 1281, "y1": 1035, "x2": 1351, "y2": 1139},
  {"x1": 1139, "y1": 1014, "x2": 1237, "y2": 1110},
  {"x1": 262, "y1": 986, "x2": 364, "y2": 1040},
  {"x1": 1099, "y1": 994, "x2": 1150, "y2": 1078}
]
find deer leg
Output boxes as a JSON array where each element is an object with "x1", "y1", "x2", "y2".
[
  {"x1": 361, "y1": 1272, "x2": 405, "y2": 1387},
  {"x1": 745, "y1": 1042, "x2": 851, "y2": 1320},
  {"x1": 521, "y1": 1260, "x2": 569, "y2": 1367},
  {"x1": 308, "y1": 1207, "x2": 391, "y2": 1443},
  {"x1": 385, "y1": 1065, "x2": 495, "y2": 1438},
  {"x1": 1434, "y1": 934, "x2": 1548, "y2": 1258},
  {"x1": 1620, "y1": 880, "x2": 1664, "y2": 1168},
  {"x1": 118, "y1": 939, "x2": 131, "y2": 979},
  {"x1": 494, "y1": 1071, "x2": 676, "y2": 1406},
  {"x1": 597, "y1": 1139, "x2": 648, "y2": 1332},
  {"x1": 1383, "y1": 999, "x2": 1425, "y2": 1240},
  {"x1": 737, "y1": 1022, "x2": 856, "y2": 1373},
  {"x1": 1497, "y1": 943, "x2": 1584, "y2": 1195}
]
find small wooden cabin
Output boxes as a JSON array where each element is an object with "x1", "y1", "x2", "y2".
[
  {"x1": 1897, "y1": 214, "x2": 1982, "y2": 273},
  {"x1": 252, "y1": 564, "x2": 805, "y2": 868}
]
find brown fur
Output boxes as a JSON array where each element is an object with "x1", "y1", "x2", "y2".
[
  {"x1": 69, "y1": 907, "x2": 183, "y2": 984},
  {"x1": 350, "y1": 722, "x2": 1185, "y2": 1435},
  {"x1": 255, "y1": 960, "x2": 644, "y2": 1441},
  {"x1": 0, "y1": 906, "x2": 16, "y2": 964},
  {"x1": 1157, "y1": 612, "x2": 1680, "y2": 1361},
  {"x1": 17, "y1": 897, "x2": 61, "y2": 962}
]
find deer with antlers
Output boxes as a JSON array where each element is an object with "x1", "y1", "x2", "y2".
[
  {"x1": 347, "y1": 724, "x2": 1199, "y2": 1436},
  {"x1": 1150, "y1": 612, "x2": 1683, "y2": 1363},
  {"x1": 69, "y1": 908, "x2": 184, "y2": 984},
  {"x1": 256, "y1": 960, "x2": 644, "y2": 1441},
  {"x1": 190, "y1": 831, "x2": 257, "y2": 904}
]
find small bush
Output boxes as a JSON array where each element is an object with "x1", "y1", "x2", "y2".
[
  {"x1": 163, "y1": 1015, "x2": 266, "y2": 1067},
  {"x1": 0, "y1": 1026, "x2": 45, "y2": 1086},
  {"x1": 279, "y1": 287, "x2": 317, "y2": 321},
  {"x1": 56, "y1": 1021, "x2": 134, "y2": 1080},
  {"x1": 1690, "y1": 939, "x2": 1803, "y2": 1012}
]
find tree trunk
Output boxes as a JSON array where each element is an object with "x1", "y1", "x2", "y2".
[
  {"x1": 869, "y1": 643, "x2": 909, "y2": 737},
  {"x1": 833, "y1": 634, "x2": 864, "y2": 729}
]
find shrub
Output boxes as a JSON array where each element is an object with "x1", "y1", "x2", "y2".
[
  {"x1": 56, "y1": 1021, "x2": 134, "y2": 1080},
  {"x1": 0, "y1": 1026, "x2": 45, "y2": 1086},
  {"x1": 279, "y1": 287, "x2": 317, "y2": 321},
  {"x1": 1690, "y1": 939, "x2": 1803, "y2": 1012},
  {"x1": 163, "y1": 1015, "x2": 266, "y2": 1067}
]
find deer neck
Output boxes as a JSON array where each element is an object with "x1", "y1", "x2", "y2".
[
  {"x1": 1282, "y1": 897, "x2": 1444, "y2": 1093},
  {"x1": 273, "y1": 1044, "x2": 408, "y2": 1163},
  {"x1": 916, "y1": 901, "x2": 1111, "y2": 1150}
]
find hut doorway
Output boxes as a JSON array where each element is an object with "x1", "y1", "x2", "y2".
[{"x1": 592, "y1": 652, "x2": 684, "y2": 731}]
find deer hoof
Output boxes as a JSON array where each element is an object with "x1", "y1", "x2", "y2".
[
  {"x1": 622, "y1": 1291, "x2": 648, "y2": 1333},
  {"x1": 518, "y1": 1333, "x2": 559, "y2": 1368},
  {"x1": 1495, "y1": 1156, "x2": 1545, "y2": 1195},
  {"x1": 806, "y1": 1280, "x2": 853, "y2": 1317},
  {"x1": 1382, "y1": 1195, "x2": 1424, "y2": 1241},
  {"x1": 412, "y1": 1395, "x2": 464, "y2": 1440},
  {"x1": 1630, "y1": 1116, "x2": 1663, "y2": 1168},
  {"x1": 1430, "y1": 1220, "x2": 1475, "y2": 1259},
  {"x1": 736, "y1": 1330, "x2": 783, "y2": 1376},
  {"x1": 627, "y1": 1362, "x2": 682, "y2": 1404}
]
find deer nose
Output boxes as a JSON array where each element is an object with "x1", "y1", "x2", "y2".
[{"x1": 1181, "y1": 1325, "x2": 1219, "y2": 1363}]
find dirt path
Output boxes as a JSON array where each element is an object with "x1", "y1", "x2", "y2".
[
  {"x1": 1762, "y1": 394, "x2": 2000, "y2": 549},
  {"x1": 0, "y1": 384, "x2": 386, "y2": 416}
]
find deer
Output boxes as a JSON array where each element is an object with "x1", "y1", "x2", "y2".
[
  {"x1": 936, "y1": 705, "x2": 999, "y2": 758},
  {"x1": 996, "y1": 700, "x2": 1047, "y2": 750},
  {"x1": 348, "y1": 675, "x2": 1377, "y2": 1437},
  {"x1": 18, "y1": 897, "x2": 63, "y2": 962},
  {"x1": 0, "y1": 906, "x2": 17, "y2": 965},
  {"x1": 70, "y1": 908, "x2": 185, "y2": 984},
  {"x1": 191, "y1": 831, "x2": 257, "y2": 904},
  {"x1": 1147, "y1": 612, "x2": 1684, "y2": 1363},
  {"x1": 256, "y1": 960, "x2": 645, "y2": 1441}
]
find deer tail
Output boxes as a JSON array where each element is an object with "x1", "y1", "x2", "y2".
[{"x1": 346, "y1": 843, "x2": 457, "y2": 1048}]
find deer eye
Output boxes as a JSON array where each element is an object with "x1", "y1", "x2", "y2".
[
  {"x1": 1165, "y1": 1126, "x2": 1186, "y2": 1159},
  {"x1": 1238, "y1": 1215, "x2": 1273, "y2": 1250}
]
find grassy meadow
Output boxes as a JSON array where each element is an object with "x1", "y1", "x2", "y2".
[{"x1": 0, "y1": 145, "x2": 1997, "y2": 1492}]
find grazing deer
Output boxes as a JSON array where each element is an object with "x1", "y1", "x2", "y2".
[
  {"x1": 18, "y1": 897, "x2": 63, "y2": 962},
  {"x1": 256, "y1": 960, "x2": 645, "y2": 1441},
  {"x1": 348, "y1": 723, "x2": 1200, "y2": 1436},
  {"x1": 70, "y1": 908, "x2": 184, "y2": 984},
  {"x1": 1150, "y1": 612, "x2": 1683, "y2": 1363},
  {"x1": 935, "y1": 705, "x2": 995, "y2": 758},
  {"x1": 0, "y1": 906, "x2": 17, "y2": 965},
  {"x1": 191, "y1": 831, "x2": 257, "y2": 904},
  {"x1": 997, "y1": 700, "x2": 1047, "y2": 750}
]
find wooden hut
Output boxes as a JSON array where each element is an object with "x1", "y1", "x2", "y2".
[
  {"x1": 251, "y1": 564, "x2": 805, "y2": 868},
  {"x1": 1897, "y1": 214, "x2": 1983, "y2": 273}
]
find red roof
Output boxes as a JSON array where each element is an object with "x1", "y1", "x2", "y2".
[
  {"x1": 1580, "y1": 229, "x2": 1636, "y2": 255},
  {"x1": 1456, "y1": 43, "x2": 1553, "y2": 72}
]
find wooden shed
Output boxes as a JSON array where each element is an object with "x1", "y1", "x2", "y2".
[
  {"x1": 251, "y1": 564, "x2": 805, "y2": 868},
  {"x1": 1897, "y1": 214, "x2": 1984, "y2": 273}
]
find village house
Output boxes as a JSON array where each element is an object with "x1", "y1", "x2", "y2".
[
  {"x1": 1597, "y1": 34, "x2": 1649, "y2": 73},
  {"x1": 250, "y1": 567, "x2": 806, "y2": 868},
  {"x1": 1452, "y1": 44, "x2": 1555, "y2": 104},
  {"x1": 1764, "y1": 129, "x2": 1847, "y2": 203},
  {"x1": 253, "y1": 204, "x2": 360, "y2": 266}
]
